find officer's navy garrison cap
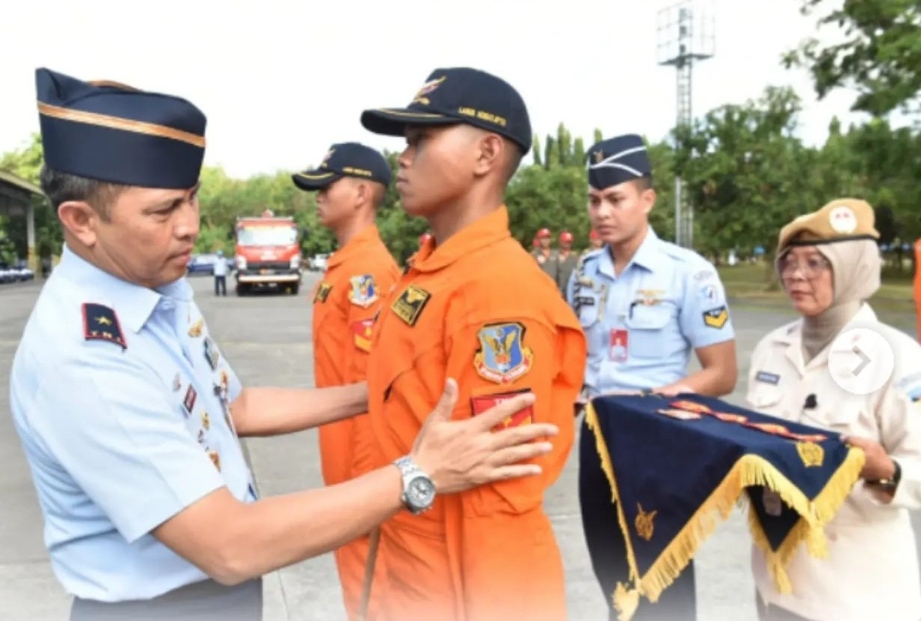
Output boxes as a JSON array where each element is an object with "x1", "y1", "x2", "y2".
[
  {"x1": 292, "y1": 142, "x2": 392, "y2": 191},
  {"x1": 36, "y1": 67, "x2": 206, "y2": 189},
  {"x1": 360, "y1": 67, "x2": 532, "y2": 153},
  {"x1": 587, "y1": 134, "x2": 651, "y2": 190}
]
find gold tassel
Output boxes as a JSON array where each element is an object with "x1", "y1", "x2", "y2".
[
  {"x1": 613, "y1": 582, "x2": 640, "y2": 621},
  {"x1": 588, "y1": 406, "x2": 865, "y2": 607}
]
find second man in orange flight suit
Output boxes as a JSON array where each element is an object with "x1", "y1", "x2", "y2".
[
  {"x1": 357, "y1": 67, "x2": 587, "y2": 621},
  {"x1": 293, "y1": 142, "x2": 400, "y2": 621}
]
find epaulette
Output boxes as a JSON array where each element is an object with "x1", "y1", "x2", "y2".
[
  {"x1": 82, "y1": 302, "x2": 127, "y2": 349},
  {"x1": 578, "y1": 249, "x2": 603, "y2": 267}
]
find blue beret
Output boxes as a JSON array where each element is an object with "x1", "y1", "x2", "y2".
[
  {"x1": 292, "y1": 142, "x2": 392, "y2": 191},
  {"x1": 587, "y1": 134, "x2": 651, "y2": 190},
  {"x1": 36, "y1": 67, "x2": 206, "y2": 189},
  {"x1": 360, "y1": 67, "x2": 532, "y2": 153}
]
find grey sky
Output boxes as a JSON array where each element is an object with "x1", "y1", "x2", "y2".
[{"x1": 0, "y1": 0, "x2": 870, "y2": 179}]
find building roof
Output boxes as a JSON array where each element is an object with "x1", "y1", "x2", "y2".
[{"x1": 0, "y1": 169, "x2": 44, "y2": 197}]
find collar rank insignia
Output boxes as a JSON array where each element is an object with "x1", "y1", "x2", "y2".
[
  {"x1": 348, "y1": 274, "x2": 378, "y2": 308},
  {"x1": 391, "y1": 284, "x2": 431, "y2": 326},
  {"x1": 473, "y1": 322, "x2": 534, "y2": 384},
  {"x1": 702, "y1": 305, "x2": 728, "y2": 329},
  {"x1": 188, "y1": 317, "x2": 204, "y2": 338},
  {"x1": 81, "y1": 303, "x2": 126, "y2": 350},
  {"x1": 314, "y1": 281, "x2": 333, "y2": 304}
]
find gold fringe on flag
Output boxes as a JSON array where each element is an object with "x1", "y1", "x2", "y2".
[{"x1": 585, "y1": 403, "x2": 865, "y2": 621}]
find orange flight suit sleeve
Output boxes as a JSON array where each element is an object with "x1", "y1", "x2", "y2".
[{"x1": 443, "y1": 307, "x2": 586, "y2": 621}]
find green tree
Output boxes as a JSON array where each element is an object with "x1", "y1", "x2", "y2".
[{"x1": 784, "y1": 0, "x2": 921, "y2": 116}]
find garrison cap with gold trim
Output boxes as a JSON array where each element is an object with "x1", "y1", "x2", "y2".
[
  {"x1": 587, "y1": 134, "x2": 651, "y2": 190},
  {"x1": 777, "y1": 198, "x2": 880, "y2": 255},
  {"x1": 360, "y1": 67, "x2": 532, "y2": 153},
  {"x1": 36, "y1": 67, "x2": 206, "y2": 189},
  {"x1": 292, "y1": 142, "x2": 391, "y2": 191}
]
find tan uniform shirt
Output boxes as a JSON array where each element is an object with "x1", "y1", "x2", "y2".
[{"x1": 746, "y1": 304, "x2": 921, "y2": 620}]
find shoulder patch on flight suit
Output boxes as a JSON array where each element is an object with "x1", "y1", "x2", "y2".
[
  {"x1": 314, "y1": 281, "x2": 333, "y2": 303},
  {"x1": 81, "y1": 303, "x2": 127, "y2": 349},
  {"x1": 702, "y1": 305, "x2": 728, "y2": 329},
  {"x1": 470, "y1": 387, "x2": 534, "y2": 430},
  {"x1": 473, "y1": 322, "x2": 534, "y2": 384},
  {"x1": 348, "y1": 275, "x2": 378, "y2": 308},
  {"x1": 391, "y1": 285, "x2": 431, "y2": 326},
  {"x1": 351, "y1": 318, "x2": 374, "y2": 352}
]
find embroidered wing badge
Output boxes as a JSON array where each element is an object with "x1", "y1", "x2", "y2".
[{"x1": 473, "y1": 322, "x2": 534, "y2": 384}]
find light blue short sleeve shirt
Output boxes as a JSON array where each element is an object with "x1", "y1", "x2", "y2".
[
  {"x1": 8, "y1": 246, "x2": 258, "y2": 602},
  {"x1": 566, "y1": 228, "x2": 735, "y2": 396}
]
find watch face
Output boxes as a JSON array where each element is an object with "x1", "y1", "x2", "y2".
[{"x1": 408, "y1": 476, "x2": 436, "y2": 508}]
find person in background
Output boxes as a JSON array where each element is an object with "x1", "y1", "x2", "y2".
[
  {"x1": 557, "y1": 230, "x2": 578, "y2": 295},
  {"x1": 587, "y1": 229, "x2": 603, "y2": 252},
  {"x1": 213, "y1": 249, "x2": 227, "y2": 296},
  {"x1": 747, "y1": 198, "x2": 921, "y2": 621},
  {"x1": 292, "y1": 141, "x2": 400, "y2": 621},
  {"x1": 532, "y1": 227, "x2": 559, "y2": 283}
]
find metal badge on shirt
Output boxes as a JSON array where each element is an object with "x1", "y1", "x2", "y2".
[{"x1": 204, "y1": 336, "x2": 220, "y2": 369}]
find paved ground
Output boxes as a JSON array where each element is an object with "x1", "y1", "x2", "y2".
[{"x1": 1, "y1": 274, "x2": 918, "y2": 621}]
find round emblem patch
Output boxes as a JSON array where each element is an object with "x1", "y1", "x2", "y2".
[{"x1": 828, "y1": 205, "x2": 857, "y2": 234}]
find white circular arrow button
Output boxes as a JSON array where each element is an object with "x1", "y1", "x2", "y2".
[{"x1": 828, "y1": 327, "x2": 895, "y2": 396}]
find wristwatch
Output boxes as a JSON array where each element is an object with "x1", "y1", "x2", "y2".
[
  {"x1": 394, "y1": 455, "x2": 436, "y2": 515},
  {"x1": 875, "y1": 459, "x2": 902, "y2": 491}
]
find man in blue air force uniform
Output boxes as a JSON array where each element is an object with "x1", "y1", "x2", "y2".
[
  {"x1": 567, "y1": 134, "x2": 739, "y2": 621},
  {"x1": 9, "y1": 68, "x2": 555, "y2": 621}
]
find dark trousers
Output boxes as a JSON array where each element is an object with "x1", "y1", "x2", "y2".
[
  {"x1": 214, "y1": 275, "x2": 227, "y2": 296},
  {"x1": 579, "y1": 418, "x2": 697, "y2": 621},
  {"x1": 70, "y1": 578, "x2": 262, "y2": 621}
]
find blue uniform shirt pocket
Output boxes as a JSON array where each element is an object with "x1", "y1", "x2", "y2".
[{"x1": 625, "y1": 304, "x2": 673, "y2": 359}]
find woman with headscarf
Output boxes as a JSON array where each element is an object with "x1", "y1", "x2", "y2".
[{"x1": 746, "y1": 198, "x2": 921, "y2": 621}]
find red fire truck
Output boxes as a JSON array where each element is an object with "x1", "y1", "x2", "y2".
[{"x1": 233, "y1": 210, "x2": 303, "y2": 295}]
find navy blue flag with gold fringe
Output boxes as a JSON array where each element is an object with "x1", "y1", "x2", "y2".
[{"x1": 585, "y1": 393, "x2": 864, "y2": 621}]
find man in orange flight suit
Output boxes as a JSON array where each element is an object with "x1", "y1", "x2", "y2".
[
  {"x1": 292, "y1": 142, "x2": 400, "y2": 621},
  {"x1": 357, "y1": 67, "x2": 587, "y2": 621}
]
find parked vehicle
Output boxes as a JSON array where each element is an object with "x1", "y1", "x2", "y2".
[{"x1": 233, "y1": 210, "x2": 303, "y2": 295}]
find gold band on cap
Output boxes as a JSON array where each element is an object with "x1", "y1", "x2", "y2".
[
  {"x1": 87, "y1": 80, "x2": 142, "y2": 91},
  {"x1": 295, "y1": 171, "x2": 335, "y2": 181},
  {"x1": 37, "y1": 102, "x2": 205, "y2": 148}
]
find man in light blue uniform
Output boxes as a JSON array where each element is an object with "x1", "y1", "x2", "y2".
[
  {"x1": 9, "y1": 68, "x2": 559, "y2": 621},
  {"x1": 567, "y1": 134, "x2": 738, "y2": 621}
]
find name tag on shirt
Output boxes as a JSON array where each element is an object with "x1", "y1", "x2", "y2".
[
  {"x1": 755, "y1": 371, "x2": 780, "y2": 385},
  {"x1": 609, "y1": 329, "x2": 628, "y2": 363}
]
